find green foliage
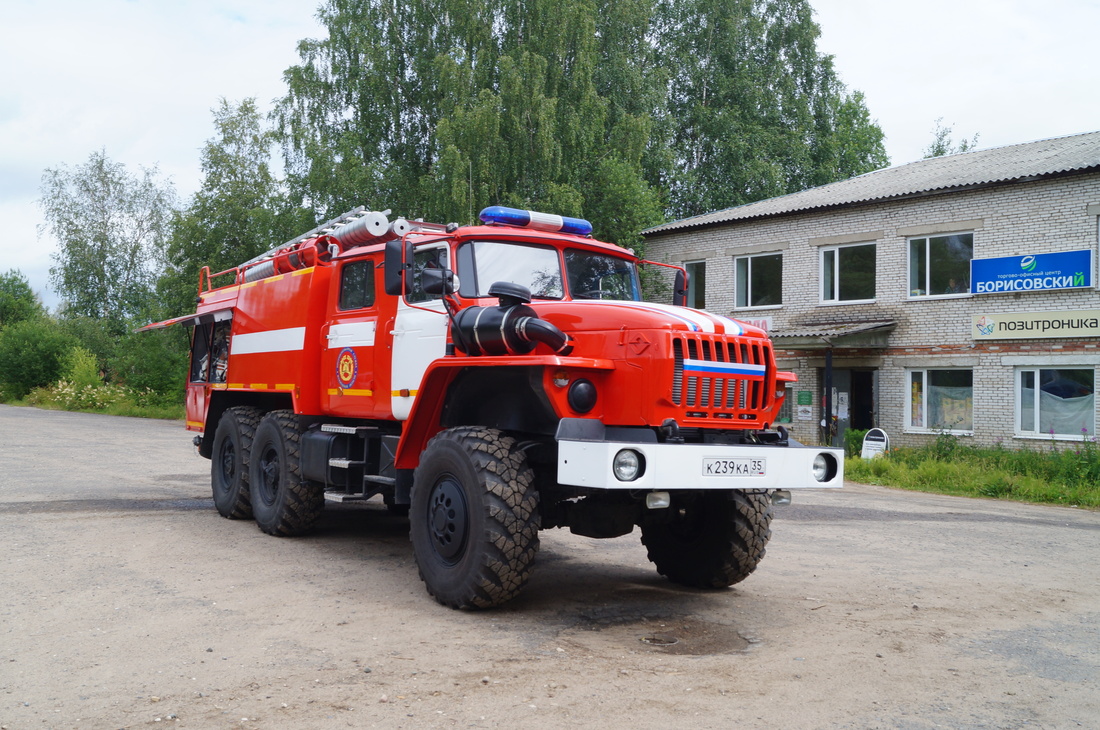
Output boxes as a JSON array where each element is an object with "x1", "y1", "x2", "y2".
[
  {"x1": 39, "y1": 150, "x2": 177, "y2": 324},
  {"x1": 61, "y1": 346, "x2": 102, "y2": 389},
  {"x1": 57, "y1": 316, "x2": 120, "y2": 380},
  {"x1": 53, "y1": 315, "x2": 186, "y2": 397},
  {"x1": 0, "y1": 318, "x2": 78, "y2": 399},
  {"x1": 922, "y1": 117, "x2": 980, "y2": 159},
  {"x1": 845, "y1": 438, "x2": 1100, "y2": 508},
  {"x1": 276, "y1": 0, "x2": 874, "y2": 248},
  {"x1": 0, "y1": 269, "x2": 45, "y2": 327},
  {"x1": 844, "y1": 428, "x2": 868, "y2": 458},
  {"x1": 161, "y1": 98, "x2": 314, "y2": 319},
  {"x1": 112, "y1": 328, "x2": 188, "y2": 395},
  {"x1": 653, "y1": 0, "x2": 888, "y2": 217},
  {"x1": 25, "y1": 380, "x2": 182, "y2": 419}
]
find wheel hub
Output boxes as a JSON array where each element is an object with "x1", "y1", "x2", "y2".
[
  {"x1": 428, "y1": 476, "x2": 468, "y2": 562},
  {"x1": 258, "y1": 447, "x2": 279, "y2": 505},
  {"x1": 218, "y1": 441, "x2": 235, "y2": 485}
]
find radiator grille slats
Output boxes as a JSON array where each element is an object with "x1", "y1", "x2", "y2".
[{"x1": 671, "y1": 334, "x2": 771, "y2": 420}]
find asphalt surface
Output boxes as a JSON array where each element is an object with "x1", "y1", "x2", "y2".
[{"x1": 1, "y1": 405, "x2": 1098, "y2": 729}]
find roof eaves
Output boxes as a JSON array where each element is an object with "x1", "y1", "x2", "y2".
[{"x1": 642, "y1": 164, "x2": 1100, "y2": 237}]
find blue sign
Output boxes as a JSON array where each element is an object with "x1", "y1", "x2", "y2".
[{"x1": 971, "y1": 249, "x2": 1093, "y2": 294}]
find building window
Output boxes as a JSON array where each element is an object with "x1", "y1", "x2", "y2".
[
  {"x1": 821, "y1": 242, "x2": 875, "y2": 302},
  {"x1": 909, "y1": 233, "x2": 973, "y2": 297},
  {"x1": 735, "y1": 252, "x2": 782, "y2": 308},
  {"x1": 908, "y1": 369, "x2": 973, "y2": 432},
  {"x1": 685, "y1": 260, "x2": 706, "y2": 309},
  {"x1": 1017, "y1": 368, "x2": 1095, "y2": 438}
]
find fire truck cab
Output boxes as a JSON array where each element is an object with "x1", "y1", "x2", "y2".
[{"x1": 147, "y1": 205, "x2": 843, "y2": 609}]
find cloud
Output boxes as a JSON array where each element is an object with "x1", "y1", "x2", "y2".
[
  {"x1": 0, "y1": 0, "x2": 324, "y2": 308},
  {"x1": 813, "y1": 0, "x2": 1100, "y2": 164}
]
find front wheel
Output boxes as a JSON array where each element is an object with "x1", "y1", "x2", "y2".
[
  {"x1": 640, "y1": 490, "x2": 772, "y2": 588},
  {"x1": 410, "y1": 427, "x2": 539, "y2": 609},
  {"x1": 249, "y1": 410, "x2": 323, "y2": 536}
]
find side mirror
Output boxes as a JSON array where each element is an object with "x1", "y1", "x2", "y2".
[
  {"x1": 421, "y1": 268, "x2": 456, "y2": 296},
  {"x1": 673, "y1": 269, "x2": 688, "y2": 307},
  {"x1": 384, "y1": 238, "x2": 413, "y2": 296}
]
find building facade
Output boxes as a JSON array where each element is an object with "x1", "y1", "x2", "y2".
[{"x1": 642, "y1": 132, "x2": 1100, "y2": 449}]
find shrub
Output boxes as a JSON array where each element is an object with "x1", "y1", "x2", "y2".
[
  {"x1": 113, "y1": 328, "x2": 188, "y2": 395},
  {"x1": 844, "y1": 428, "x2": 868, "y2": 458},
  {"x1": 0, "y1": 319, "x2": 77, "y2": 399},
  {"x1": 61, "y1": 346, "x2": 102, "y2": 389}
]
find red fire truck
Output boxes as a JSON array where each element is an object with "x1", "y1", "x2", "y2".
[{"x1": 144, "y1": 205, "x2": 843, "y2": 608}]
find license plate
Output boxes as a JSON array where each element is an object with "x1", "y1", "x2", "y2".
[{"x1": 702, "y1": 458, "x2": 766, "y2": 477}]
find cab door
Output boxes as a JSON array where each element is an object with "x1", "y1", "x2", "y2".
[
  {"x1": 322, "y1": 256, "x2": 381, "y2": 417},
  {"x1": 390, "y1": 243, "x2": 450, "y2": 420}
]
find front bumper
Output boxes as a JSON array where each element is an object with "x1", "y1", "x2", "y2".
[{"x1": 555, "y1": 420, "x2": 843, "y2": 491}]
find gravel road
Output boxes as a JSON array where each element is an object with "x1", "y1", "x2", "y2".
[{"x1": 1, "y1": 405, "x2": 1098, "y2": 729}]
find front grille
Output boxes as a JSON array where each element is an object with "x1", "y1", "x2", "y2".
[{"x1": 671, "y1": 334, "x2": 771, "y2": 418}]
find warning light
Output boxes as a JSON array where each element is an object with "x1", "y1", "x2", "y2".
[{"x1": 479, "y1": 206, "x2": 593, "y2": 236}]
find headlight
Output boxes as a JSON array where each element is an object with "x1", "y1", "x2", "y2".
[
  {"x1": 812, "y1": 453, "x2": 837, "y2": 482},
  {"x1": 613, "y1": 449, "x2": 644, "y2": 481}
]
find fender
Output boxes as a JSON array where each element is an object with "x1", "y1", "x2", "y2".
[{"x1": 394, "y1": 354, "x2": 616, "y2": 469}]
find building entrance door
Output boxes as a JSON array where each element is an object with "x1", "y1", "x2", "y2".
[{"x1": 821, "y1": 368, "x2": 877, "y2": 447}]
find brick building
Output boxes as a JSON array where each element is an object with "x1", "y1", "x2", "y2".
[{"x1": 642, "y1": 131, "x2": 1100, "y2": 449}]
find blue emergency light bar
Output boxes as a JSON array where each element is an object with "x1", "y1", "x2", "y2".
[{"x1": 479, "y1": 206, "x2": 593, "y2": 236}]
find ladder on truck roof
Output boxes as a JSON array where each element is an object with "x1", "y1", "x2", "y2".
[{"x1": 239, "y1": 206, "x2": 452, "y2": 270}]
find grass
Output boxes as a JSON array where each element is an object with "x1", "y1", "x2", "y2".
[
  {"x1": 10, "y1": 381, "x2": 185, "y2": 420},
  {"x1": 846, "y1": 431, "x2": 1100, "y2": 509}
]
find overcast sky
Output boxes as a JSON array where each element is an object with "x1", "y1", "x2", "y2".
[{"x1": 3, "y1": 0, "x2": 1098, "y2": 309}]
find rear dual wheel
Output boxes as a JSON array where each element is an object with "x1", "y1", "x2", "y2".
[
  {"x1": 248, "y1": 410, "x2": 324, "y2": 536},
  {"x1": 210, "y1": 406, "x2": 262, "y2": 519}
]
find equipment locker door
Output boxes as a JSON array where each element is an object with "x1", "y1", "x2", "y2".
[{"x1": 322, "y1": 257, "x2": 381, "y2": 417}]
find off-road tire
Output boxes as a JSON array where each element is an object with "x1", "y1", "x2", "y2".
[
  {"x1": 249, "y1": 410, "x2": 324, "y2": 536},
  {"x1": 641, "y1": 490, "x2": 772, "y2": 588},
  {"x1": 210, "y1": 406, "x2": 262, "y2": 519},
  {"x1": 410, "y1": 427, "x2": 539, "y2": 609}
]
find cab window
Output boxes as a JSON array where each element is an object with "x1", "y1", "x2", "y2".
[
  {"x1": 408, "y1": 246, "x2": 449, "y2": 303},
  {"x1": 565, "y1": 249, "x2": 640, "y2": 300},
  {"x1": 339, "y1": 259, "x2": 376, "y2": 310}
]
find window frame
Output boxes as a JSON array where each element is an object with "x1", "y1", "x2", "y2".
[
  {"x1": 734, "y1": 251, "x2": 784, "y2": 310},
  {"x1": 338, "y1": 258, "x2": 377, "y2": 311},
  {"x1": 905, "y1": 368, "x2": 974, "y2": 434},
  {"x1": 407, "y1": 245, "x2": 450, "y2": 304},
  {"x1": 1015, "y1": 366, "x2": 1096, "y2": 440},
  {"x1": 684, "y1": 259, "x2": 706, "y2": 310},
  {"x1": 907, "y1": 231, "x2": 974, "y2": 299},
  {"x1": 819, "y1": 241, "x2": 876, "y2": 305}
]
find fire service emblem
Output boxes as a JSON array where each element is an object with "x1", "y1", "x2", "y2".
[{"x1": 336, "y1": 348, "x2": 358, "y2": 389}]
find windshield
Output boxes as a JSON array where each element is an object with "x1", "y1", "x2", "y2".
[
  {"x1": 565, "y1": 249, "x2": 641, "y2": 300},
  {"x1": 457, "y1": 240, "x2": 640, "y2": 301},
  {"x1": 458, "y1": 241, "x2": 563, "y2": 298}
]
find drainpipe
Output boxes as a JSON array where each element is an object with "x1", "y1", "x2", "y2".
[{"x1": 823, "y1": 344, "x2": 834, "y2": 447}]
